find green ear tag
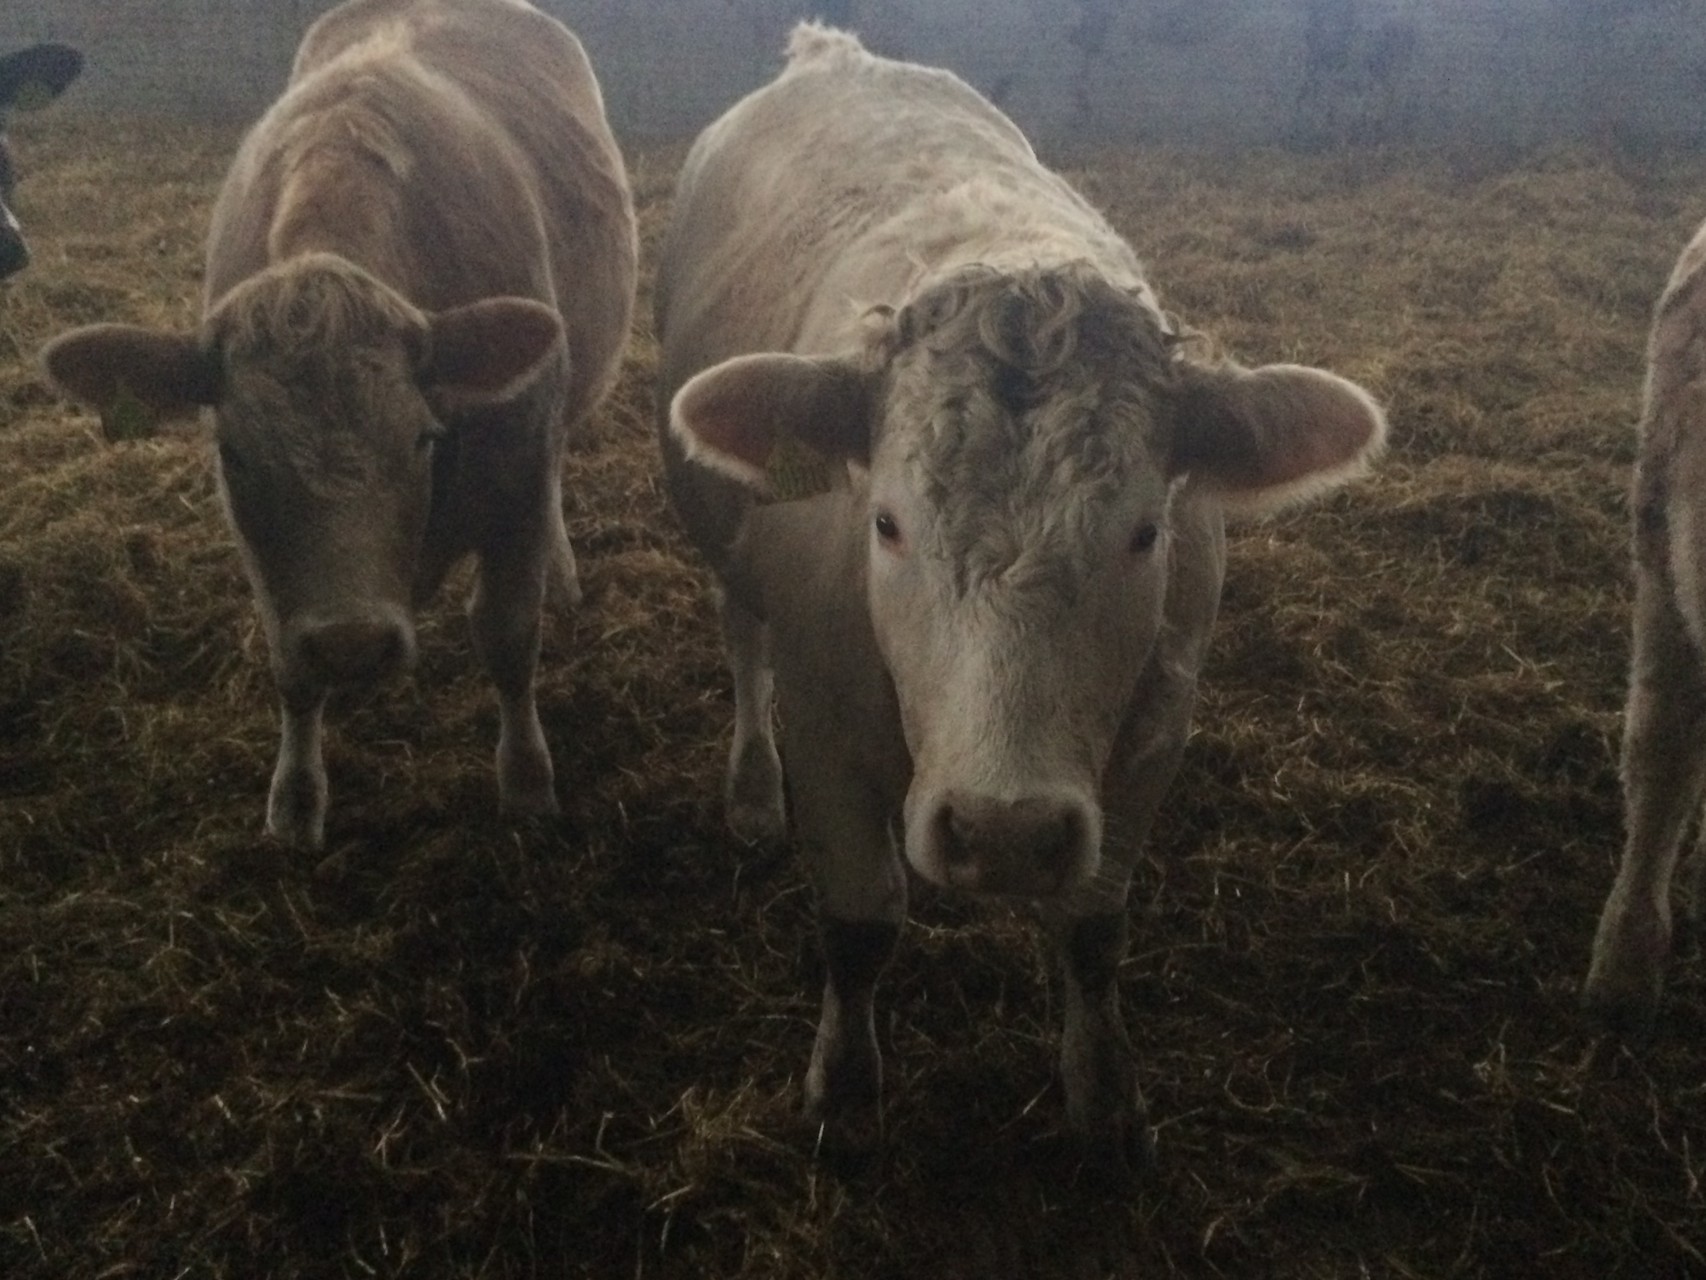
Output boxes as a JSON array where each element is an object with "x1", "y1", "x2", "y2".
[
  {"x1": 100, "y1": 384, "x2": 160, "y2": 443},
  {"x1": 762, "y1": 435, "x2": 838, "y2": 502}
]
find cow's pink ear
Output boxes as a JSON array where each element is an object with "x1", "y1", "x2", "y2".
[
  {"x1": 419, "y1": 297, "x2": 563, "y2": 402},
  {"x1": 669, "y1": 353, "x2": 873, "y2": 490},
  {"x1": 41, "y1": 323, "x2": 222, "y2": 427},
  {"x1": 1169, "y1": 362, "x2": 1387, "y2": 516}
]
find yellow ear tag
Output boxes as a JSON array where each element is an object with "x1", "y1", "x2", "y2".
[
  {"x1": 762, "y1": 434, "x2": 838, "y2": 502},
  {"x1": 100, "y1": 383, "x2": 160, "y2": 443}
]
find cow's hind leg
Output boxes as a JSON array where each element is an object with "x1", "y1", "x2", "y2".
[
  {"x1": 1585, "y1": 559, "x2": 1706, "y2": 1030},
  {"x1": 544, "y1": 462, "x2": 582, "y2": 612},
  {"x1": 470, "y1": 530, "x2": 558, "y2": 818},
  {"x1": 721, "y1": 593, "x2": 786, "y2": 841},
  {"x1": 267, "y1": 688, "x2": 330, "y2": 850}
]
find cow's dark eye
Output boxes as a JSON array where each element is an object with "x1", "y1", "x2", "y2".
[
  {"x1": 874, "y1": 511, "x2": 901, "y2": 543},
  {"x1": 416, "y1": 424, "x2": 446, "y2": 455},
  {"x1": 1130, "y1": 522, "x2": 1159, "y2": 554}
]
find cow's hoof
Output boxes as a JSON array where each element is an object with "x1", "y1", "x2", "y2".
[
  {"x1": 497, "y1": 731, "x2": 558, "y2": 819},
  {"x1": 727, "y1": 797, "x2": 786, "y2": 844},
  {"x1": 547, "y1": 566, "x2": 583, "y2": 613},
  {"x1": 801, "y1": 1097, "x2": 884, "y2": 1177},
  {"x1": 1084, "y1": 1114, "x2": 1158, "y2": 1181},
  {"x1": 500, "y1": 784, "x2": 561, "y2": 820},
  {"x1": 1581, "y1": 974, "x2": 1662, "y2": 1039},
  {"x1": 266, "y1": 770, "x2": 326, "y2": 851},
  {"x1": 725, "y1": 739, "x2": 785, "y2": 842}
]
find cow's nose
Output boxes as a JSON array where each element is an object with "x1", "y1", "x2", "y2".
[
  {"x1": 0, "y1": 232, "x2": 28, "y2": 280},
  {"x1": 297, "y1": 618, "x2": 411, "y2": 685},
  {"x1": 932, "y1": 792, "x2": 1094, "y2": 896}
]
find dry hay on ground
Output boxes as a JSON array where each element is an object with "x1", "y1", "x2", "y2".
[{"x1": 1, "y1": 112, "x2": 1702, "y2": 1278}]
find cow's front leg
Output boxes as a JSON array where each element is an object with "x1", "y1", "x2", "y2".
[
  {"x1": 806, "y1": 914, "x2": 899, "y2": 1132},
  {"x1": 470, "y1": 536, "x2": 557, "y2": 817},
  {"x1": 720, "y1": 592, "x2": 785, "y2": 841},
  {"x1": 1683, "y1": 827, "x2": 1706, "y2": 948},
  {"x1": 789, "y1": 750, "x2": 906, "y2": 1142},
  {"x1": 544, "y1": 463, "x2": 582, "y2": 612},
  {"x1": 1041, "y1": 707, "x2": 1189, "y2": 1169},
  {"x1": 267, "y1": 687, "x2": 329, "y2": 849},
  {"x1": 1586, "y1": 565, "x2": 1706, "y2": 1030},
  {"x1": 1040, "y1": 899, "x2": 1151, "y2": 1170}
]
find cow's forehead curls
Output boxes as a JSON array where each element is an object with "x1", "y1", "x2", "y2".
[
  {"x1": 864, "y1": 265, "x2": 1191, "y2": 594},
  {"x1": 871, "y1": 262, "x2": 1181, "y2": 376},
  {"x1": 872, "y1": 263, "x2": 1186, "y2": 507},
  {"x1": 206, "y1": 251, "x2": 425, "y2": 373}
]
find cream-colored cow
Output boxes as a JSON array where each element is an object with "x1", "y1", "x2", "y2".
[
  {"x1": 658, "y1": 24, "x2": 1386, "y2": 1162},
  {"x1": 44, "y1": 0, "x2": 636, "y2": 848}
]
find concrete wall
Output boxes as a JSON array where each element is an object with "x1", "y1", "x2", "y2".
[{"x1": 2, "y1": 0, "x2": 1704, "y2": 150}]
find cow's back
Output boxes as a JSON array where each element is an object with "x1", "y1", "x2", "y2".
[
  {"x1": 657, "y1": 24, "x2": 1128, "y2": 394},
  {"x1": 212, "y1": 0, "x2": 634, "y2": 426}
]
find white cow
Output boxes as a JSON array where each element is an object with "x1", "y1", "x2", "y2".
[
  {"x1": 1585, "y1": 219, "x2": 1706, "y2": 1029},
  {"x1": 658, "y1": 24, "x2": 1386, "y2": 1162},
  {"x1": 42, "y1": 0, "x2": 636, "y2": 849}
]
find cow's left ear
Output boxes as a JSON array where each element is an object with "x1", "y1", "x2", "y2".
[
  {"x1": 669, "y1": 352, "x2": 874, "y2": 491},
  {"x1": 42, "y1": 323, "x2": 222, "y2": 439},
  {"x1": 0, "y1": 44, "x2": 83, "y2": 111},
  {"x1": 1167, "y1": 361, "x2": 1387, "y2": 515},
  {"x1": 417, "y1": 297, "x2": 563, "y2": 404}
]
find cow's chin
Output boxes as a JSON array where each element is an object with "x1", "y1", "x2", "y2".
[{"x1": 902, "y1": 778, "x2": 1103, "y2": 899}]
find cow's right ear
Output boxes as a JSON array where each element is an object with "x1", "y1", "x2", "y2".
[
  {"x1": 41, "y1": 325, "x2": 222, "y2": 436},
  {"x1": 669, "y1": 353, "x2": 874, "y2": 490},
  {"x1": 0, "y1": 43, "x2": 82, "y2": 111}
]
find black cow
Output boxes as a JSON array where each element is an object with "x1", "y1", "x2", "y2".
[{"x1": 0, "y1": 43, "x2": 82, "y2": 278}]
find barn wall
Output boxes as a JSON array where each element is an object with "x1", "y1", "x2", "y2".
[{"x1": 1, "y1": 0, "x2": 1702, "y2": 150}]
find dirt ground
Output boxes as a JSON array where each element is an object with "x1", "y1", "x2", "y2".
[{"x1": 1, "y1": 110, "x2": 1702, "y2": 1278}]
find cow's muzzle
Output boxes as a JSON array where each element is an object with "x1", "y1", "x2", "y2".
[
  {"x1": 287, "y1": 608, "x2": 416, "y2": 687},
  {"x1": 920, "y1": 790, "x2": 1099, "y2": 897}
]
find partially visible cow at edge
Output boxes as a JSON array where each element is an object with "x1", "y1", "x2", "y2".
[
  {"x1": 658, "y1": 24, "x2": 1386, "y2": 1165},
  {"x1": 43, "y1": 0, "x2": 636, "y2": 849},
  {"x1": 1584, "y1": 219, "x2": 1706, "y2": 1029},
  {"x1": 1, "y1": 42, "x2": 82, "y2": 278}
]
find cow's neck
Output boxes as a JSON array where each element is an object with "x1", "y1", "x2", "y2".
[{"x1": 266, "y1": 143, "x2": 413, "y2": 289}]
